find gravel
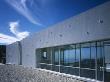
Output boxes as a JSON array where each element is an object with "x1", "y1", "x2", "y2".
[{"x1": 0, "y1": 64, "x2": 98, "y2": 82}]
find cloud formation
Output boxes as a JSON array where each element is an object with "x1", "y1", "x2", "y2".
[
  {"x1": 0, "y1": 33, "x2": 18, "y2": 44},
  {"x1": 9, "y1": 21, "x2": 30, "y2": 40},
  {"x1": 0, "y1": 21, "x2": 30, "y2": 45},
  {"x1": 6, "y1": 0, "x2": 41, "y2": 25}
]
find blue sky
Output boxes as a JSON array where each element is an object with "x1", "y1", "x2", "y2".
[{"x1": 0, "y1": 0, "x2": 109, "y2": 44}]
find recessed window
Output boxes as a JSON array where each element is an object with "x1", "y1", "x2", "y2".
[{"x1": 43, "y1": 52, "x2": 47, "y2": 59}]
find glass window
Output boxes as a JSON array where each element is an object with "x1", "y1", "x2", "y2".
[
  {"x1": 60, "y1": 66, "x2": 69, "y2": 74},
  {"x1": 97, "y1": 42, "x2": 104, "y2": 81},
  {"x1": 40, "y1": 49, "x2": 46, "y2": 63},
  {"x1": 97, "y1": 46, "x2": 103, "y2": 68},
  {"x1": 68, "y1": 49, "x2": 75, "y2": 66},
  {"x1": 53, "y1": 48, "x2": 59, "y2": 65},
  {"x1": 81, "y1": 47, "x2": 90, "y2": 68},
  {"x1": 64, "y1": 49, "x2": 69, "y2": 65},
  {"x1": 90, "y1": 47, "x2": 96, "y2": 69},
  {"x1": 104, "y1": 41, "x2": 110, "y2": 82},
  {"x1": 104, "y1": 46, "x2": 110, "y2": 63},
  {"x1": 40, "y1": 48, "x2": 52, "y2": 64},
  {"x1": 91, "y1": 42, "x2": 96, "y2": 47},
  {"x1": 43, "y1": 51, "x2": 47, "y2": 59},
  {"x1": 60, "y1": 45, "x2": 75, "y2": 66},
  {"x1": 104, "y1": 43, "x2": 110, "y2": 64},
  {"x1": 80, "y1": 69, "x2": 95, "y2": 79},
  {"x1": 52, "y1": 48, "x2": 60, "y2": 72},
  {"x1": 74, "y1": 48, "x2": 80, "y2": 67},
  {"x1": 104, "y1": 40, "x2": 110, "y2": 46}
]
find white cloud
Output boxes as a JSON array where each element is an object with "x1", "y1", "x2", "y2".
[
  {"x1": 9, "y1": 21, "x2": 19, "y2": 35},
  {"x1": 0, "y1": 21, "x2": 30, "y2": 45},
  {"x1": 6, "y1": 0, "x2": 41, "y2": 25},
  {"x1": 9, "y1": 21, "x2": 30, "y2": 40},
  {"x1": 0, "y1": 33, "x2": 18, "y2": 45}
]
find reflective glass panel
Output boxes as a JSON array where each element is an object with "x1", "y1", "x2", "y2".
[
  {"x1": 81, "y1": 47, "x2": 90, "y2": 68},
  {"x1": 74, "y1": 48, "x2": 80, "y2": 67}
]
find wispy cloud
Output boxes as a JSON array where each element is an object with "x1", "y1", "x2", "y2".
[
  {"x1": 0, "y1": 33, "x2": 18, "y2": 44},
  {"x1": 9, "y1": 21, "x2": 30, "y2": 40},
  {"x1": 6, "y1": 0, "x2": 41, "y2": 25},
  {"x1": 0, "y1": 21, "x2": 30, "y2": 45}
]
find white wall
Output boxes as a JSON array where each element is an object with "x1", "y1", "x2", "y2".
[{"x1": 7, "y1": 1, "x2": 110, "y2": 68}]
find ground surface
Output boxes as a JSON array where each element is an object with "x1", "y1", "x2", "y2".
[{"x1": 0, "y1": 64, "x2": 98, "y2": 82}]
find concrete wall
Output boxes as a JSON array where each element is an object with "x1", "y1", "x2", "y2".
[
  {"x1": 6, "y1": 42, "x2": 20, "y2": 65},
  {"x1": 0, "y1": 64, "x2": 100, "y2": 82},
  {"x1": 6, "y1": 1, "x2": 110, "y2": 68}
]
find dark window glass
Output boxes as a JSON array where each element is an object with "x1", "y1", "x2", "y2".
[
  {"x1": 52, "y1": 65, "x2": 59, "y2": 72},
  {"x1": 97, "y1": 46, "x2": 103, "y2": 68},
  {"x1": 40, "y1": 64, "x2": 52, "y2": 70},
  {"x1": 40, "y1": 64, "x2": 47, "y2": 69},
  {"x1": 53, "y1": 48, "x2": 59, "y2": 65},
  {"x1": 68, "y1": 67, "x2": 79, "y2": 76},
  {"x1": 52, "y1": 48, "x2": 60, "y2": 72},
  {"x1": 40, "y1": 48, "x2": 52, "y2": 64},
  {"x1": 104, "y1": 40, "x2": 110, "y2": 46},
  {"x1": 0, "y1": 45, "x2": 6, "y2": 64},
  {"x1": 97, "y1": 42, "x2": 104, "y2": 81},
  {"x1": 80, "y1": 69, "x2": 95, "y2": 79},
  {"x1": 60, "y1": 66, "x2": 69, "y2": 74},
  {"x1": 97, "y1": 70, "x2": 103, "y2": 81}
]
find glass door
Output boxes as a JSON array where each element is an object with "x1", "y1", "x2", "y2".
[
  {"x1": 96, "y1": 42, "x2": 104, "y2": 81},
  {"x1": 104, "y1": 41, "x2": 110, "y2": 82}
]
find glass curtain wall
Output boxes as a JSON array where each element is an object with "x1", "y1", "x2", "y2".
[
  {"x1": 37, "y1": 40, "x2": 110, "y2": 81},
  {"x1": 80, "y1": 43, "x2": 96, "y2": 79},
  {"x1": 104, "y1": 40, "x2": 110, "y2": 82}
]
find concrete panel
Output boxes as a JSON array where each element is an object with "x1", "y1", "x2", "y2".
[{"x1": 6, "y1": 42, "x2": 20, "y2": 65}]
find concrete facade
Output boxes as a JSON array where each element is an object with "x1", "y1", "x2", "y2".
[{"x1": 6, "y1": 42, "x2": 20, "y2": 65}]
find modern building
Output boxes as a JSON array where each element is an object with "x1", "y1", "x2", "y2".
[{"x1": 6, "y1": 1, "x2": 110, "y2": 82}]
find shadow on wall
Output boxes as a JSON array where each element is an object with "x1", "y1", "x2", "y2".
[{"x1": 0, "y1": 45, "x2": 6, "y2": 64}]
